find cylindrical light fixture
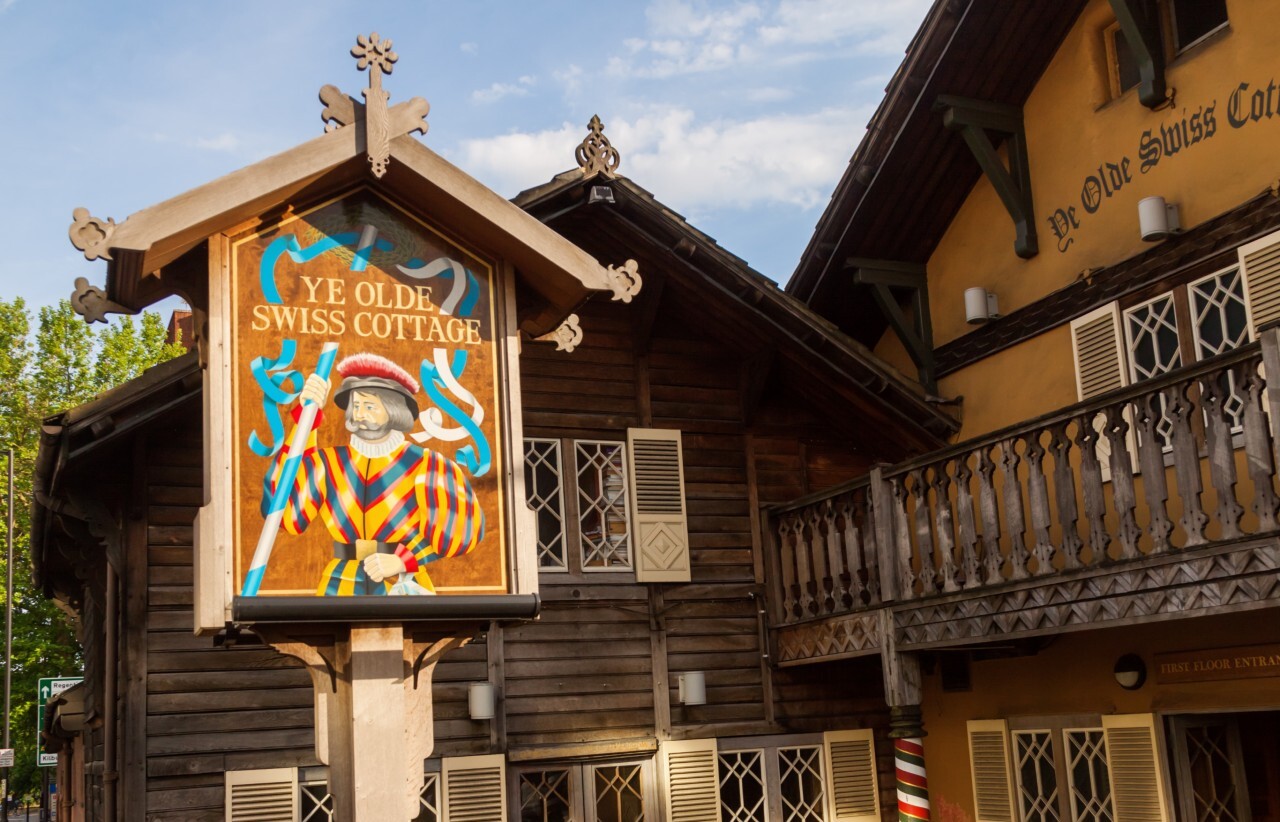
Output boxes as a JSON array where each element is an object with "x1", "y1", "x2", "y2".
[
  {"x1": 468, "y1": 682, "x2": 495, "y2": 720},
  {"x1": 965, "y1": 287, "x2": 999, "y2": 324},
  {"x1": 678, "y1": 672, "x2": 706, "y2": 706},
  {"x1": 1138, "y1": 196, "x2": 1180, "y2": 241}
]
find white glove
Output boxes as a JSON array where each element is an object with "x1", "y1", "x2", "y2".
[
  {"x1": 363, "y1": 552, "x2": 407, "y2": 583},
  {"x1": 299, "y1": 374, "x2": 331, "y2": 408}
]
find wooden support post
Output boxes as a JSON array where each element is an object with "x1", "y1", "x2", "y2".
[
  {"x1": 267, "y1": 625, "x2": 469, "y2": 820},
  {"x1": 849, "y1": 261, "x2": 936, "y2": 393},
  {"x1": 869, "y1": 467, "x2": 901, "y2": 603},
  {"x1": 1107, "y1": 0, "x2": 1168, "y2": 109},
  {"x1": 879, "y1": 610, "x2": 930, "y2": 822}
]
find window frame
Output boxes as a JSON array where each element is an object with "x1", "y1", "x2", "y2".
[
  {"x1": 1167, "y1": 0, "x2": 1229, "y2": 54},
  {"x1": 509, "y1": 758, "x2": 658, "y2": 822},
  {"x1": 1004, "y1": 716, "x2": 1116, "y2": 822},
  {"x1": 718, "y1": 733, "x2": 832, "y2": 822}
]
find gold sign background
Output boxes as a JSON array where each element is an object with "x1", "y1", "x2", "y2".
[{"x1": 230, "y1": 191, "x2": 506, "y2": 596}]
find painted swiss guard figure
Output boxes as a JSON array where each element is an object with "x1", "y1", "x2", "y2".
[{"x1": 263, "y1": 353, "x2": 484, "y2": 595}]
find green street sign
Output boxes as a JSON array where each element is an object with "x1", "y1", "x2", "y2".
[{"x1": 37, "y1": 676, "x2": 82, "y2": 767}]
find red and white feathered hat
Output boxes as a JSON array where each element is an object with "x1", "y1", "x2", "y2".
[{"x1": 333, "y1": 353, "x2": 420, "y2": 417}]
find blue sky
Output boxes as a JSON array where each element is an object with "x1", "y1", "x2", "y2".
[{"x1": 0, "y1": 0, "x2": 930, "y2": 311}]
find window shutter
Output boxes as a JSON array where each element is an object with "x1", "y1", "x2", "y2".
[
  {"x1": 627, "y1": 428, "x2": 692, "y2": 582},
  {"x1": 1102, "y1": 714, "x2": 1171, "y2": 822},
  {"x1": 662, "y1": 738, "x2": 720, "y2": 822},
  {"x1": 442, "y1": 753, "x2": 508, "y2": 822},
  {"x1": 1239, "y1": 228, "x2": 1280, "y2": 336},
  {"x1": 1070, "y1": 302, "x2": 1133, "y2": 480},
  {"x1": 824, "y1": 729, "x2": 881, "y2": 822},
  {"x1": 967, "y1": 719, "x2": 1016, "y2": 822},
  {"x1": 225, "y1": 767, "x2": 298, "y2": 822}
]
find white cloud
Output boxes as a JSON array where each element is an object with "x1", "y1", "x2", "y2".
[
  {"x1": 471, "y1": 75, "x2": 536, "y2": 104},
  {"x1": 744, "y1": 86, "x2": 793, "y2": 103},
  {"x1": 459, "y1": 41, "x2": 478, "y2": 54},
  {"x1": 192, "y1": 133, "x2": 241, "y2": 152},
  {"x1": 454, "y1": 105, "x2": 872, "y2": 212},
  {"x1": 0, "y1": 0, "x2": 15, "y2": 12},
  {"x1": 758, "y1": 0, "x2": 933, "y2": 53},
  {"x1": 553, "y1": 64, "x2": 584, "y2": 97}
]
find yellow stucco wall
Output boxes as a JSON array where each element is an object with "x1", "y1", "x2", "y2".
[
  {"x1": 919, "y1": 610, "x2": 1280, "y2": 822},
  {"x1": 885, "y1": 0, "x2": 1280, "y2": 441}
]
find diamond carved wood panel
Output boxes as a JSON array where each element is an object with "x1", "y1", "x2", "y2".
[
  {"x1": 893, "y1": 539, "x2": 1280, "y2": 650},
  {"x1": 775, "y1": 612, "x2": 881, "y2": 666}
]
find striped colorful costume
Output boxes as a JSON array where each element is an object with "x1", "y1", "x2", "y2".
[{"x1": 263, "y1": 422, "x2": 483, "y2": 595}]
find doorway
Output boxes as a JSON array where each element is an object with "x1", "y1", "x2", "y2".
[{"x1": 1168, "y1": 712, "x2": 1280, "y2": 822}]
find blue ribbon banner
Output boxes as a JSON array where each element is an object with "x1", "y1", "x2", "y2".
[
  {"x1": 421, "y1": 352, "x2": 492, "y2": 477},
  {"x1": 247, "y1": 340, "x2": 304, "y2": 457}
]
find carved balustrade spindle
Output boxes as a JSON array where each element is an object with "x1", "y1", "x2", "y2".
[
  {"x1": 976, "y1": 446, "x2": 1004, "y2": 584},
  {"x1": 1241, "y1": 361, "x2": 1280, "y2": 531},
  {"x1": 777, "y1": 515, "x2": 799, "y2": 618},
  {"x1": 930, "y1": 462, "x2": 960, "y2": 592},
  {"x1": 952, "y1": 455, "x2": 982, "y2": 588},
  {"x1": 1047, "y1": 422, "x2": 1083, "y2": 569},
  {"x1": 794, "y1": 511, "x2": 816, "y2": 616},
  {"x1": 1133, "y1": 391, "x2": 1173, "y2": 554},
  {"x1": 1073, "y1": 412, "x2": 1111, "y2": 564},
  {"x1": 838, "y1": 496, "x2": 864, "y2": 608},
  {"x1": 1023, "y1": 431, "x2": 1056, "y2": 575},
  {"x1": 910, "y1": 470, "x2": 939, "y2": 595},
  {"x1": 998, "y1": 438, "x2": 1031, "y2": 580},
  {"x1": 820, "y1": 500, "x2": 846, "y2": 612},
  {"x1": 1103, "y1": 403, "x2": 1141, "y2": 559},
  {"x1": 1202, "y1": 368, "x2": 1244, "y2": 539},
  {"x1": 862, "y1": 490, "x2": 882, "y2": 605},
  {"x1": 891, "y1": 477, "x2": 916, "y2": 599},
  {"x1": 809, "y1": 506, "x2": 832, "y2": 615},
  {"x1": 1167, "y1": 381, "x2": 1209, "y2": 546}
]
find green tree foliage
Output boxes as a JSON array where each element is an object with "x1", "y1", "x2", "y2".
[{"x1": 0, "y1": 299, "x2": 186, "y2": 800}]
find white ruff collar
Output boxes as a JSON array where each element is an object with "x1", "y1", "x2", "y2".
[{"x1": 349, "y1": 430, "x2": 405, "y2": 459}]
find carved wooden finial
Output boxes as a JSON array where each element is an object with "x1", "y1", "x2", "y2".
[
  {"x1": 70, "y1": 277, "x2": 132, "y2": 324},
  {"x1": 576, "y1": 115, "x2": 621, "y2": 178},
  {"x1": 353, "y1": 32, "x2": 398, "y2": 178},
  {"x1": 606, "y1": 259, "x2": 642, "y2": 303},
  {"x1": 535, "y1": 314, "x2": 584, "y2": 352},
  {"x1": 68, "y1": 207, "x2": 117, "y2": 261}
]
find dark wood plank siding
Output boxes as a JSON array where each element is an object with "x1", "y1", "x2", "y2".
[{"x1": 139, "y1": 423, "x2": 316, "y2": 821}]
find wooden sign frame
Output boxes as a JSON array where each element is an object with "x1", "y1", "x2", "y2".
[{"x1": 194, "y1": 186, "x2": 537, "y2": 633}]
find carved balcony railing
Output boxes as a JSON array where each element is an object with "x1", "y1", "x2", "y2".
[{"x1": 766, "y1": 332, "x2": 1280, "y2": 631}]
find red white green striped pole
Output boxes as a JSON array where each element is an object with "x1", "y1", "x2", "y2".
[{"x1": 890, "y1": 706, "x2": 930, "y2": 822}]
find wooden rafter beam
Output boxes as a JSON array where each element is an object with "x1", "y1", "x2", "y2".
[
  {"x1": 631, "y1": 268, "x2": 667, "y2": 356},
  {"x1": 934, "y1": 95, "x2": 1038, "y2": 259},
  {"x1": 1107, "y1": 0, "x2": 1168, "y2": 109},
  {"x1": 849, "y1": 259, "x2": 936, "y2": 393}
]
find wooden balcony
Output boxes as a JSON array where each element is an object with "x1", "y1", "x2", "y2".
[{"x1": 766, "y1": 330, "x2": 1280, "y2": 667}]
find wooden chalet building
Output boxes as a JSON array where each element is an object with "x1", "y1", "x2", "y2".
[
  {"x1": 778, "y1": 1, "x2": 1280, "y2": 821},
  {"x1": 31, "y1": 58, "x2": 958, "y2": 822}
]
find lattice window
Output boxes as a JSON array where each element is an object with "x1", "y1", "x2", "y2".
[
  {"x1": 778, "y1": 746, "x2": 826, "y2": 822},
  {"x1": 1190, "y1": 267, "x2": 1251, "y2": 430},
  {"x1": 1182, "y1": 725, "x2": 1241, "y2": 822},
  {"x1": 300, "y1": 781, "x2": 335, "y2": 821},
  {"x1": 1124, "y1": 294, "x2": 1182, "y2": 447},
  {"x1": 1064, "y1": 730, "x2": 1114, "y2": 822},
  {"x1": 719, "y1": 750, "x2": 768, "y2": 822},
  {"x1": 576, "y1": 441, "x2": 632, "y2": 570},
  {"x1": 414, "y1": 772, "x2": 440, "y2": 822},
  {"x1": 524, "y1": 439, "x2": 569, "y2": 571},
  {"x1": 1014, "y1": 731, "x2": 1060, "y2": 822},
  {"x1": 593, "y1": 763, "x2": 646, "y2": 822},
  {"x1": 519, "y1": 769, "x2": 574, "y2": 822}
]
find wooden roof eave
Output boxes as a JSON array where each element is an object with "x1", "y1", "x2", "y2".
[{"x1": 96, "y1": 129, "x2": 619, "y2": 328}]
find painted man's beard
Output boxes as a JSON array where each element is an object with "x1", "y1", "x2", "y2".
[{"x1": 346, "y1": 419, "x2": 393, "y2": 442}]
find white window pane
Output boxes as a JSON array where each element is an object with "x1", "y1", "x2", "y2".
[
  {"x1": 1064, "y1": 729, "x2": 1114, "y2": 822},
  {"x1": 575, "y1": 441, "x2": 632, "y2": 570},
  {"x1": 524, "y1": 439, "x2": 569, "y2": 571},
  {"x1": 719, "y1": 750, "x2": 768, "y2": 822},
  {"x1": 1014, "y1": 731, "x2": 1060, "y2": 822}
]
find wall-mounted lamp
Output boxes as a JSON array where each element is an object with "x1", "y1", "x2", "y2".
[
  {"x1": 468, "y1": 682, "x2": 495, "y2": 720},
  {"x1": 588, "y1": 185, "x2": 616, "y2": 205},
  {"x1": 1138, "y1": 196, "x2": 1182, "y2": 241},
  {"x1": 964, "y1": 287, "x2": 1000, "y2": 325},
  {"x1": 1113, "y1": 654, "x2": 1147, "y2": 690},
  {"x1": 677, "y1": 672, "x2": 706, "y2": 706}
]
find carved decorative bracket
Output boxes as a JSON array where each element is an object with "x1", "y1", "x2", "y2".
[
  {"x1": 848, "y1": 259, "x2": 936, "y2": 392},
  {"x1": 68, "y1": 208, "x2": 118, "y2": 261},
  {"x1": 1107, "y1": 0, "x2": 1169, "y2": 109},
  {"x1": 934, "y1": 96, "x2": 1038, "y2": 259},
  {"x1": 606, "y1": 259, "x2": 643, "y2": 303},
  {"x1": 70, "y1": 277, "x2": 134, "y2": 325},
  {"x1": 576, "y1": 115, "x2": 621, "y2": 178},
  {"x1": 319, "y1": 33, "x2": 431, "y2": 177},
  {"x1": 535, "y1": 313, "x2": 583, "y2": 352}
]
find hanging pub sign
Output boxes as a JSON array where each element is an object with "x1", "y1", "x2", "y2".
[{"x1": 231, "y1": 191, "x2": 506, "y2": 599}]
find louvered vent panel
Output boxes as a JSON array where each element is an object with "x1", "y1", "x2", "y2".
[
  {"x1": 1075, "y1": 314, "x2": 1124, "y2": 398},
  {"x1": 665, "y1": 741, "x2": 720, "y2": 822},
  {"x1": 826, "y1": 733, "x2": 879, "y2": 821},
  {"x1": 444, "y1": 757, "x2": 506, "y2": 822},
  {"x1": 632, "y1": 439, "x2": 683, "y2": 513},
  {"x1": 1105, "y1": 726, "x2": 1165, "y2": 822},
  {"x1": 226, "y1": 768, "x2": 296, "y2": 822},
  {"x1": 968, "y1": 725, "x2": 1015, "y2": 822},
  {"x1": 1244, "y1": 241, "x2": 1280, "y2": 329}
]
